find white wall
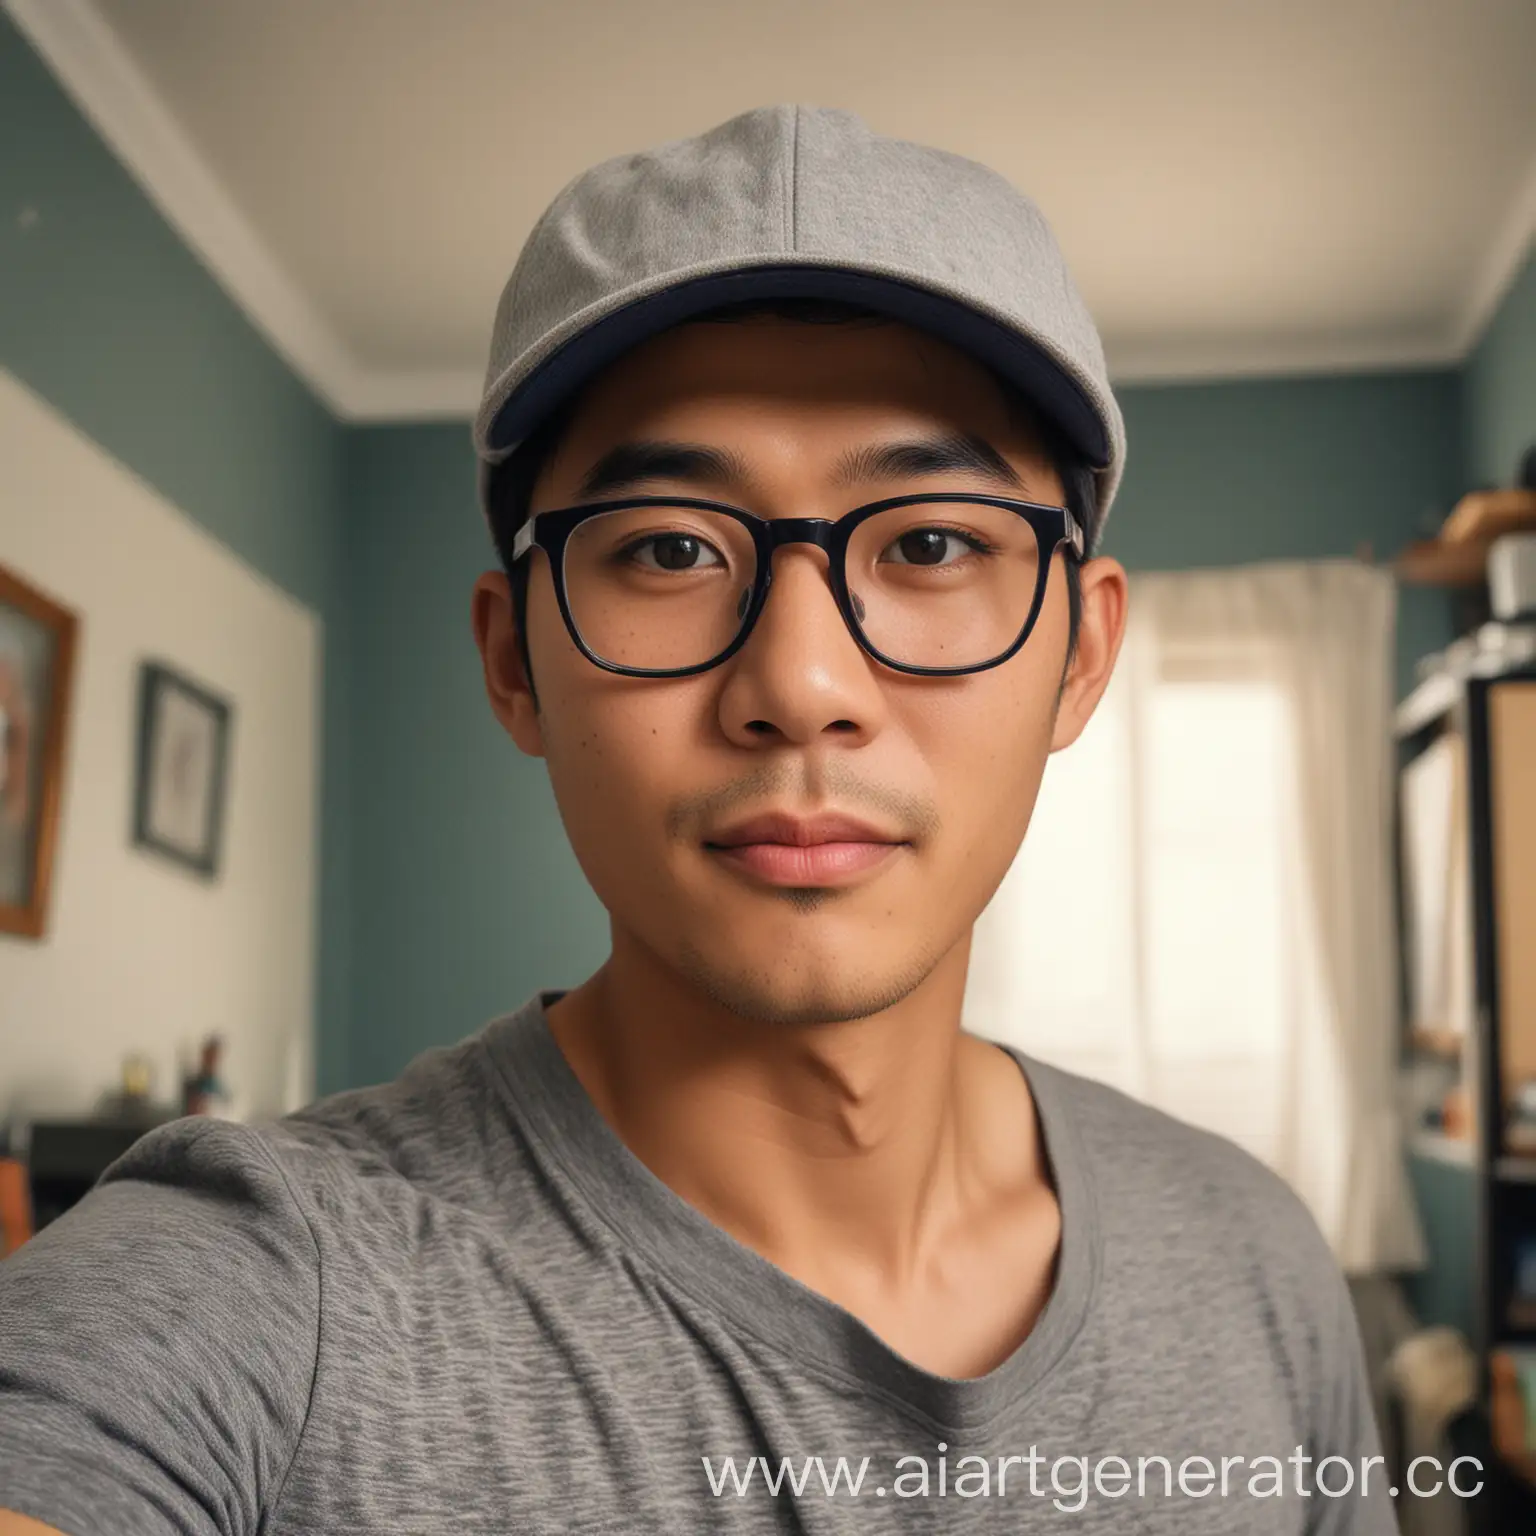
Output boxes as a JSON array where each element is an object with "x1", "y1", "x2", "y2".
[{"x1": 0, "y1": 369, "x2": 319, "y2": 1125}]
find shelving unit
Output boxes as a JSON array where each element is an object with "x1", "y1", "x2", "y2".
[
  {"x1": 1496, "y1": 1157, "x2": 1536, "y2": 1186},
  {"x1": 1396, "y1": 659, "x2": 1536, "y2": 1531}
]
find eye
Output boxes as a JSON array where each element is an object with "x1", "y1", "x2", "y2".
[
  {"x1": 625, "y1": 532, "x2": 726, "y2": 572},
  {"x1": 879, "y1": 526, "x2": 991, "y2": 567}
]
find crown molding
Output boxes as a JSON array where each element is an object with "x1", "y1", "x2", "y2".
[
  {"x1": 8, "y1": 0, "x2": 1534, "y2": 417},
  {"x1": 2, "y1": 0, "x2": 476, "y2": 421},
  {"x1": 1105, "y1": 329, "x2": 1461, "y2": 387},
  {"x1": 1451, "y1": 147, "x2": 1536, "y2": 360},
  {"x1": 341, "y1": 366, "x2": 484, "y2": 421}
]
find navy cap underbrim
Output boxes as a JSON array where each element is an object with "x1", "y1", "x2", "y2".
[{"x1": 483, "y1": 265, "x2": 1111, "y2": 471}]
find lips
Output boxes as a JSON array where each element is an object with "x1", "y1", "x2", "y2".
[
  {"x1": 704, "y1": 811, "x2": 907, "y2": 887},
  {"x1": 707, "y1": 812, "x2": 901, "y2": 849}
]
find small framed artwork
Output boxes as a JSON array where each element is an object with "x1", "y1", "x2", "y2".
[
  {"x1": 0, "y1": 561, "x2": 79, "y2": 939},
  {"x1": 133, "y1": 662, "x2": 233, "y2": 878}
]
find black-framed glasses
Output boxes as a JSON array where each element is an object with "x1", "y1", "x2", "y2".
[{"x1": 511, "y1": 492, "x2": 1085, "y2": 678}]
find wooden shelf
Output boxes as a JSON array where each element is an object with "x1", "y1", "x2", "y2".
[
  {"x1": 1409, "y1": 1026, "x2": 1469, "y2": 1061},
  {"x1": 1395, "y1": 490, "x2": 1536, "y2": 589},
  {"x1": 1442, "y1": 489, "x2": 1536, "y2": 543},
  {"x1": 1396, "y1": 538, "x2": 1490, "y2": 588}
]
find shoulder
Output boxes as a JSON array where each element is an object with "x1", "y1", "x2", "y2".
[
  {"x1": 1024, "y1": 1054, "x2": 1346, "y2": 1309},
  {"x1": 252, "y1": 1012, "x2": 533, "y2": 1217},
  {"x1": 0, "y1": 1120, "x2": 324, "y2": 1531},
  {"x1": 87, "y1": 1006, "x2": 527, "y2": 1242},
  {"x1": 1023, "y1": 1056, "x2": 1371, "y2": 1439},
  {"x1": 1029, "y1": 1055, "x2": 1321, "y2": 1228}
]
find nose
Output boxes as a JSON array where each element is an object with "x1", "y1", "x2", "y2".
[{"x1": 714, "y1": 543, "x2": 890, "y2": 749}]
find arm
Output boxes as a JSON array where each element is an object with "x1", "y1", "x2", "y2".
[
  {"x1": 1305, "y1": 1268, "x2": 1402, "y2": 1536},
  {"x1": 0, "y1": 1514, "x2": 67, "y2": 1535},
  {"x1": 0, "y1": 1119, "x2": 319, "y2": 1536}
]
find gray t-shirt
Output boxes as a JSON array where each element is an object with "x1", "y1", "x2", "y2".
[{"x1": 1, "y1": 992, "x2": 1396, "y2": 1534}]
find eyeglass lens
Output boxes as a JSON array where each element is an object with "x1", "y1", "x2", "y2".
[{"x1": 560, "y1": 501, "x2": 1043, "y2": 672}]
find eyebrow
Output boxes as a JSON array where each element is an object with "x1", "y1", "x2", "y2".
[
  {"x1": 575, "y1": 440, "x2": 753, "y2": 500},
  {"x1": 831, "y1": 433, "x2": 1026, "y2": 492},
  {"x1": 572, "y1": 429, "x2": 1029, "y2": 503}
]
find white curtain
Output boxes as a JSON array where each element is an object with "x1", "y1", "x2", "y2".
[{"x1": 964, "y1": 559, "x2": 1425, "y2": 1275}]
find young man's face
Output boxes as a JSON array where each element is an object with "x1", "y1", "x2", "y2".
[{"x1": 474, "y1": 317, "x2": 1126, "y2": 1026}]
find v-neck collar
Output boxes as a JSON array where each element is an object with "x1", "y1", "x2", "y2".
[{"x1": 480, "y1": 991, "x2": 1100, "y2": 1436}]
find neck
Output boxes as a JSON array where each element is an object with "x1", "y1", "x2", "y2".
[{"x1": 545, "y1": 929, "x2": 1039, "y2": 1294}]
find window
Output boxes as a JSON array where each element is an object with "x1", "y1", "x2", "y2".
[{"x1": 964, "y1": 631, "x2": 1339, "y2": 1171}]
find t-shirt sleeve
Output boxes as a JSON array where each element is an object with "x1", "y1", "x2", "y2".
[
  {"x1": 1305, "y1": 1264, "x2": 1401, "y2": 1536},
  {"x1": 0, "y1": 1117, "x2": 320, "y2": 1536}
]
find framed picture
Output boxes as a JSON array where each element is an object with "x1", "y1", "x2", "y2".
[
  {"x1": 133, "y1": 662, "x2": 233, "y2": 878},
  {"x1": 0, "y1": 561, "x2": 79, "y2": 939}
]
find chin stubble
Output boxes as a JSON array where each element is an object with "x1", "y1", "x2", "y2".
[
  {"x1": 660, "y1": 755, "x2": 953, "y2": 1025},
  {"x1": 672, "y1": 929, "x2": 947, "y2": 1028}
]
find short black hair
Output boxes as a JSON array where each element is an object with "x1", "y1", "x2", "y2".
[{"x1": 484, "y1": 299, "x2": 1098, "y2": 705}]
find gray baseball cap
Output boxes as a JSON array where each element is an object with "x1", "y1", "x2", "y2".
[{"x1": 474, "y1": 105, "x2": 1125, "y2": 534}]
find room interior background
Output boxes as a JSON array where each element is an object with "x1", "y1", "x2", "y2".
[{"x1": 2, "y1": 1, "x2": 1534, "y2": 1361}]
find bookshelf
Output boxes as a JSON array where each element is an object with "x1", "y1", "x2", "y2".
[{"x1": 1397, "y1": 659, "x2": 1536, "y2": 1527}]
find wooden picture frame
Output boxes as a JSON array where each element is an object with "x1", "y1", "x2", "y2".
[
  {"x1": 0, "y1": 561, "x2": 79, "y2": 939},
  {"x1": 132, "y1": 662, "x2": 234, "y2": 879}
]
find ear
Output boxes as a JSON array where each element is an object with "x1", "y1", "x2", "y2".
[
  {"x1": 471, "y1": 571, "x2": 546, "y2": 758},
  {"x1": 1050, "y1": 556, "x2": 1128, "y2": 752}
]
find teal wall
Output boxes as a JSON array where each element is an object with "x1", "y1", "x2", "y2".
[
  {"x1": 1110, "y1": 371, "x2": 1460, "y2": 698},
  {"x1": 1404, "y1": 1155, "x2": 1477, "y2": 1338},
  {"x1": 0, "y1": 15, "x2": 341, "y2": 612},
  {"x1": 341, "y1": 428, "x2": 607, "y2": 1086},
  {"x1": 0, "y1": 13, "x2": 354, "y2": 1094},
  {"x1": 1463, "y1": 251, "x2": 1536, "y2": 489}
]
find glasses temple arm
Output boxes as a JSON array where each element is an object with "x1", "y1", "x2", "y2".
[
  {"x1": 511, "y1": 516, "x2": 539, "y2": 562},
  {"x1": 1064, "y1": 509, "x2": 1086, "y2": 559}
]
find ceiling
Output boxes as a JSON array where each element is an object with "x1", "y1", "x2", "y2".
[{"x1": 11, "y1": 0, "x2": 1536, "y2": 419}]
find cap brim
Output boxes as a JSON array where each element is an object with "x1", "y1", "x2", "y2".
[{"x1": 481, "y1": 265, "x2": 1111, "y2": 471}]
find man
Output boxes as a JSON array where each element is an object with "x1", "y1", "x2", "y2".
[{"x1": 1, "y1": 106, "x2": 1395, "y2": 1534}]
